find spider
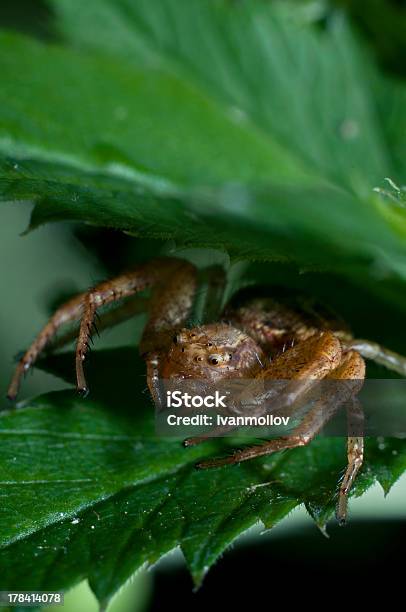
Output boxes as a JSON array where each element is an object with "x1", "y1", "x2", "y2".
[{"x1": 7, "y1": 257, "x2": 406, "y2": 523}]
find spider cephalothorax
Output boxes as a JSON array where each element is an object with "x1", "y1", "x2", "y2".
[
  {"x1": 8, "y1": 256, "x2": 406, "y2": 523},
  {"x1": 161, "y1": 324, "x2": 267, "y2": 381}
]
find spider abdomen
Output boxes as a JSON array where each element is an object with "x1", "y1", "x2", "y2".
[{"x1": 225, "y1": 287, "x2": 352, "y2": 356}]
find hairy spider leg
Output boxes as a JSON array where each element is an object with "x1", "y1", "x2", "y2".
[
  {"x1": 7, "y1": 258, "x2": 197, "y2": 400},
  {"x1": 75, "y1": 258, "x2": 197, "y2": 396},
  {"x1": 7, "y1": 292, "x2": 85, "y2": 401},
  {"x1": 49, "y1": 295, "x2": 150, "y2": 352}
]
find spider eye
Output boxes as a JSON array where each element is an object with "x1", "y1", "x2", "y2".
[
  {"x1": 173, "y1": 335, "x2": 178, "y2": 344},
  {"x1": 207, "y1": 342, "x2": 213, "y2": 347},
  {"x1": 209, "y1": 355, "x2": 221, "y2": 365}
]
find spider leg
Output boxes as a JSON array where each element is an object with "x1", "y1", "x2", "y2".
[
  {"x1": 336, "y1": 398, "x2": 364, "y2": 525},
  {"x1": 347, "y1": 339, "x2": 406, "y2": 377},
  {"x1": 261, "y1": 331, "x2": 342, "y2": 378},
  {"x1": 75, "y1": 273, "x2": 145, "y2": 395},
  {"x1": 8, "y1": 258, "x2": 196, "y2": 399},
  {"x1": 75, "y1": 258, "x2": 197, "y2": 396},
  {"x1": 7, "y1": 292, "x2": 85, "y2": 400},
  {"x1": 49, "y1": 295, "x2": 150, "y2": 351},
  {"x1": 146, "y1": 353, "x2": 164, "y2": 410},
  {"x1": 140, "y1": 260, "x2": 197, "y2": 408},
  {"x1": 238, "y1": 330, "x2": 343, "y2": 419},
  {"x1": 139, "y1": 260, "x2": 197, "y2": 355},
  {"x1": 184, "y1": 423, "x2": 237, "y2": 447}
]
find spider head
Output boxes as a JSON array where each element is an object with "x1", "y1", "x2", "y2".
[{"x1": 162, "y1": 323, "x2": 266, "y2": 381}]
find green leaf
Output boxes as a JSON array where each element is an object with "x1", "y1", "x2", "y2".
[
  {"x1": 50, "y1": 0, "x2": 395, "y2": 188},
  {"x1": 0, "y1": 1, "x2": 406, "y2": 295},
  {"x1": 0, "y1": 26, "x2": 309, "y2": 186},
  {"x1": 1, "y1": 348, "x2": 405, "y2": 604}
]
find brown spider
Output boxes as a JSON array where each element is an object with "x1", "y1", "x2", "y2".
[{"x1": 7, "y1": 257, "x2": 406, "y2": 523}]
